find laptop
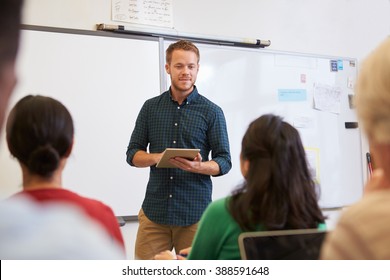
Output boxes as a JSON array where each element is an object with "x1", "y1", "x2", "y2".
[{"x1": 238, "y1": 229, "x2": 327, "y2": 260}]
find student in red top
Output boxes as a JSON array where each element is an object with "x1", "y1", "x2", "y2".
[{"x1": 6, "y1": 95, "x2": 125, "y2": 251}]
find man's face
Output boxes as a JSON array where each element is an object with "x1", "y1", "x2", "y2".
[{"x1": 165, "y1": 49, "x2": 199, "y2": 95}]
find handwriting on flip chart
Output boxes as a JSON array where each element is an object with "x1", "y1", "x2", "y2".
[
  {"x1": 313, "y1": 83, "x2": 342, "y2": 114},
  {"x1": 112, "y1": 0, "x2": 173, "y2": 28}
]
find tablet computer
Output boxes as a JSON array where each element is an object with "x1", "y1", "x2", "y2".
[{"x1": 156, "y1": 148, "x2": 200, "y2": 168}]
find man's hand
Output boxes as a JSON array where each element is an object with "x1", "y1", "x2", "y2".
[{"x1": 168, "y1": 153, "x2": 203, "y2": 172}]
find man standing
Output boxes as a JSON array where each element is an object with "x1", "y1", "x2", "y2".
[{"x1": 127, "y1": 40, "x2": 231, "y2": 259}]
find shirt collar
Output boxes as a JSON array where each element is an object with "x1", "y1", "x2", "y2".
[{"x1": 169, "y1": 85, "x2": 199, "y2": 104}]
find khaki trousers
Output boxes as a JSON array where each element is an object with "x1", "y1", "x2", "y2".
[{"x1": 134, "y1": 208, "x2": 198, "y2": 260}]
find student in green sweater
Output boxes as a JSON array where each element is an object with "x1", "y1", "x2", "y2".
[{"x1": 155, "y1": 114, "x2": 326, "y2": 260}]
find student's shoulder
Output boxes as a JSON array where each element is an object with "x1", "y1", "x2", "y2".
[
  {"x1": 63, "y1": 189, "x2": 114, "y2": 213},
  {"x1": 204, "y1": 197, "x2": 230, "y2": 216},
  {"x1": 342, "y1": 190, "x2": 390, "y2": 221},
  {"x1": 199, "y1": 197, "x2": 237, "y2": 231},
  {"x1": 0, "y1": 196, "x2": 124, "y2": 259},
  {"x1": 333, "y1": 190, "x2": 390, "y2": 237}
]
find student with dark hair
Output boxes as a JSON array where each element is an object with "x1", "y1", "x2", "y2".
[
  {"x1": 5, "y1": 95, "x2": 125, "y2": 252},
  {"x1": 228, "y1": 114, "x2": 324, "y2": 232},
  {"x1": 156, "y1": 114, "x2": 326, "y2": 260}
]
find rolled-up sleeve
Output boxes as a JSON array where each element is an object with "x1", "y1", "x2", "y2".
[
  {"x1": 209, "y1": 107, "x2": 232, "y2": 176},
  {"x1": 126, "y1": 101, "x2": 149, "y2": 166}
]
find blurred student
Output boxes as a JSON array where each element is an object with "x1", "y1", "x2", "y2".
[
  {"x1": 321, "y1": 38, "x2": 390, "y2": 259},
  {"x1": 0, "y1": 1, "x2": 125, "y2": 259},
  {"x1": 0, "y1": 195, "x2": 125, "y2": 259},
  {"x1": 155, "y1": 114, "x2": 326, "y2": 260},
  {"x1": 5, "y1": 95, "x2": 125, "y2": 252},
  {"x1": 0, "y1": 0, "x2": 23, "y2": 132}
]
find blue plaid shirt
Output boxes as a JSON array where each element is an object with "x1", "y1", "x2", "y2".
[{"x1": 126, "y1": 86, "x2": 231, "y2": 226}]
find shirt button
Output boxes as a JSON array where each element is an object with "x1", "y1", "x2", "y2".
[
  {"x1": 177, "y1": 107, "x2": 180, "y2": 109},
  {"x1": 174, "y1": 123, "x2": 178, "y2": 126},
  {"x1": 169, "y1": 194, "x2": 172, "y2": 198},
  {"x1": 170, "y1": 176, "x2": 173, "y2": 180},
  {"x1": 173, "y1": 140, "x2": 176, "y2": 144}
]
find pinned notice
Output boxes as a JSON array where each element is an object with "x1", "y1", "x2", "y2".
[
  {"x1": 278, "y1": 89, "x2": 307, "y2": 102},
  {"x1": 112, "y1": 0, "x2": 173, "y2": 28},
  {"x1": 313, "y1": 84, "x2": 342, "y2": 114},
  {"x1": 330, "y1": 60, "x2": 338, "y2": 72}
]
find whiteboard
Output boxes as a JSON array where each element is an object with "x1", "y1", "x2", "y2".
[
  {"x1": 0, "y1": 27, "x2": 160, "y2": 217},
  {"x1": 164, "y1": 41, "x2": 364, "y2": 208},
  {"x1": 0, "y1": 27, "x2": 364, "y2": 219}
]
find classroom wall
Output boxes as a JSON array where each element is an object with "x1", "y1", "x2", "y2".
[
  {"x1": 24, "y1": 0, "x2": 390, "y2": 59},
  {"x1": 20, "y1": 0, "x2": 390, "y2": 259}
]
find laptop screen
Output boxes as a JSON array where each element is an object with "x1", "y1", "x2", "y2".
[{"x1": 238, "y1": 229, "x2": 327, "y2": 260}]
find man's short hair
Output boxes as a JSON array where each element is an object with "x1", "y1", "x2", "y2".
[{"x1": 165, "y1": 40, "x2": 200, "y2": 64}]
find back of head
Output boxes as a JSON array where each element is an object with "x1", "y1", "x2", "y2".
[
  {"x1": 0, "y1": 0, "x2": 24, "y2": 132},
  {"x1": 165, "y1": 40, "x2": 200, "y2": 64},
  {"x1": 241, "y1": 114, "x2": 309, "y2": 181},
  {"x1": 6, "y1": 95, "x2": 74, "y2": 178},
  {"x1": 355, "y1": 37, "x2": 390, "y2": 144},
  {"x1": 230, "y1": 114, "x2": 324, "y2": 230}
]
